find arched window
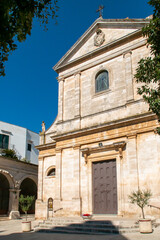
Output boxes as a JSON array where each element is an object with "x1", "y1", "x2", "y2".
[
  {"x1": 47, "y1": 168, "x2": 56, "y2": 177},
  {"x1": 95, "y1": 70, "x2": 109, "y2": 93}
]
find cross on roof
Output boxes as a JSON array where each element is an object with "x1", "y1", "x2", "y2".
[{"x1": 96, "y1": 5, "x2": 104, "y2": 18}]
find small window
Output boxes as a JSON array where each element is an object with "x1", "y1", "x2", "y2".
[
  {"x1": 27, "y1": 144, "x2": 31, "y2": 151},
  {"x1": 0, "y1": 134, "x2": 9, "y2": 149},
  {"x1": 47, "y1": 168, "x2": 56, "y2": 177},
  {"x1": 95, "y1": 70, "x2": 109, "y2": 93}
]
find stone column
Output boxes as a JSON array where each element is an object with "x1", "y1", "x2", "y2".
[
  {"x1": 9, "y1": 189, "x2": 21, "y2": 219},
  {"x1": 74, "y1": 72, "x2": 81, "y2": 118},
  {"x1": 58, "y1": 77, "x2": 65, "y2": 122},
  {"x1": 123, "y1": 51, "x2": 134, "y2": 102}
]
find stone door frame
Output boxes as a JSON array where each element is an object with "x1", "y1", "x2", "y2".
[{"x1": 81, "y1": 141, "x2": 126, "y2": 216}]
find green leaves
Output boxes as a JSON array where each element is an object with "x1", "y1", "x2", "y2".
[
  {"x1": 2, "y1": 149, "x2": 18, "y2": 160},
  {"x1": 129, "y1": 189, "x2": 152, "y2": 218},
  {"x1": 135, "y1": 0, "x2": 160, "y2": 134},
  {"x1": 0, "y1": 0, "x2": 59, "y2": 76},
  {"x1": 19, "y1": 194, "x2": 35, "y2": 220}
]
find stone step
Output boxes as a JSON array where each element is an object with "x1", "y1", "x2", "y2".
[
  {"x1": 34, "y1": 219, "x2": 139, "y2": 234},
  {"x1": 35, "y1": 226, "x2": 139, "y2": 235},
  {"x1": 38, "y1": 222, "x2": 138, "y2": 229}
]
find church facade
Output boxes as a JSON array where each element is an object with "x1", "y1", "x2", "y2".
[{"x1": 36, "y1": 17, "x2": 160, "y2": 219}]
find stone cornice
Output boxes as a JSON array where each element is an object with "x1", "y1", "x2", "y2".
[
  {"x1": 55, "y1": 38, "x2": 146, "y2": 78},
  {"x1": 56, "y1": 99, "x2": 144, "y2": 125},
  {"x1": 36, "y1": 142, "x2": 56, "y2": 151},
  {"x1": 51, "y1": 112, "x2": 157, "y2": 142}
]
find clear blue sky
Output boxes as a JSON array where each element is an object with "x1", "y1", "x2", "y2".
[{"x1": 1, "y1": 0, "x2": 153, "y2": 133}]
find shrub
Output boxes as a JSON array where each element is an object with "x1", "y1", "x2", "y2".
[
  {"x1": 19, "y1": 194, "x2": 35, "y2": 221},
  {"x1": 2, "y1": 149, "x2": 18, "y2": 160},
  {"x1": 129, "y1": 189, "x2": 152, "y2": 219}
]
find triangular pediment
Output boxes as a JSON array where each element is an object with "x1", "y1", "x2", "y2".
[{"x1": 54, "y1": 17, "x2": 149, "y2": 72}]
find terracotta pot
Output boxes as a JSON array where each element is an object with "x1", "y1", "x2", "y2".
[
  {"x1": 139, "y1": 219, "x2": 152, "y2": 233},
  {"x1": 22, "y1": 221, "x2": 31, "y2": 232}
]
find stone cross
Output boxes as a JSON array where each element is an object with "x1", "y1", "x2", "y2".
[{"x1": 96, "y1": 5, "x2": 104, "y2": 18}]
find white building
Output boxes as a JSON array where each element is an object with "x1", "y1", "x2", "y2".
[{"x1": 0, "y1": 121, "x2": 39, "y2": 165}]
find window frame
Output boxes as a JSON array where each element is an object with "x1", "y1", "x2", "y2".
[
  {"x1": 27, "y1": 143, "x2": 32, "y2": 151},
  {"x1": 0, "y1": 134, "x2": 9, "y2": 149},
  {"x1": 95, "y1": 70, "x2": 109, "y2": 93},
  {"x1": 46, "y1": 166, "x2": 56, "y2": 178}
]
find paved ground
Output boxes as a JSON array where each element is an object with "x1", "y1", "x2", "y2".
[{"x1": 0, "y1": 217, "x2": 160, "y2": 240}]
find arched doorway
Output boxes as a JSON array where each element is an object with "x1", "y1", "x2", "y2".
[
  {"x1": 20, "y1": 178, "x2": 37, "y2": 214},
  {"x1": 0, "y1": 173, "x2": 9, "y2": 214}
]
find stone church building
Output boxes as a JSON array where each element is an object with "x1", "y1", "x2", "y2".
[{"x1": 36, "y1": 17, "x2": 160, "y2": 219}]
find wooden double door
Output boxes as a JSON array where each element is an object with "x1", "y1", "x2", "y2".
[{"x1": 92, "y1": 159, "x2": 117, "y2": 214}]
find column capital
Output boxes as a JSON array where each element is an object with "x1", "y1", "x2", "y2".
[
  {"x1": 55, "y1": 148, "x2": 62, "y2": 153},
  {"x1": 38, "y1": 157, "x2": 44, "y2": 161},
  {"x1": 73, "y1": 144, "x2": 81, "y2": 150},
  {"x1": 123, "y1": 50, "x2": 132, "y2": 58},
  {"x1": 57, "y1": 76, "x2": 65, "y2": 82},
  {"x1": 74, "y1": 71, "x2": 81, "y2": 77},
  {"x1": 127, "y1": 133, "x2": 137, "y2": 139}
]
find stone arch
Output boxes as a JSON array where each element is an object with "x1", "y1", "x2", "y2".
[
  {"x1": 46, "y1": 165, "x2": 56, "y2": 177},
  {"x1": 19, "y1": 177, "x2": 37, "y2": 214},
  {"x1": 91, "y1": 65, "x2": 113, "y2": 97},
  {"x1": 0, "y1": 169, "x2": 15, "y2": 189},
  {"x1": 0, "y1": 172, "x2": 10, "y2": 214},
  {"x1": 19, "y1": 175, "x2": 37, "y2": 188}
]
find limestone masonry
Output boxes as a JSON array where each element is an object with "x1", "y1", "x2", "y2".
[{"x1": 36, "y1": 17, "x2": 160, "y2": 219}]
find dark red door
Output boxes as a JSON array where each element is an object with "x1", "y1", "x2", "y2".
[{"x1": 92, "y1": 159, "x2": 117, "y2": 214}]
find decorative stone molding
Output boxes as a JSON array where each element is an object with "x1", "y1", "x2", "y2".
[
  {"x1": 74, "y1": 71, "x2": 81, "y2": 77},
  {"x1": 94, "y1": 29, "x2": 105, "y2": 47},
  {"x1": 36, "y1": 142, "x2": 56, "y2": 151},
  {"x1": 81, "y1": 141, "x2": 126, "y2": 163},
  {"x1": 81, "y1": 148, "x2": 90, "y2": 164},
  {"x1": 55, "y1": 147, "x2": 62, "y2": 153},
  {"x1": 73, "y1": 144, "x2": 81, "y2": 150},
  {"x1": 123, "y1": 50, "x2": 132, "y2": 58},
  {"x1": 57, "y1": 76, "x2": 65, "y2": 82}
]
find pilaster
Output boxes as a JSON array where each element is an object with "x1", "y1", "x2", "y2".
[
  {"x1": 37, "y1": 157, "x2": 44, "y2": 201},
  {"x1": 57, "y1": 77, "x2": 65, "y2": 122},
  {"x1": 123, "y1": 51, "x2": 134, "y2": 102},
  {"x1": 74, "y1": 72, "x2": 81, "y2": 118}
]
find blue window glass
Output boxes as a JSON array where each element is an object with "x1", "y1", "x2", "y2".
[{"x1": 95, "y1": 71, "x2": 109, "y2": 93}]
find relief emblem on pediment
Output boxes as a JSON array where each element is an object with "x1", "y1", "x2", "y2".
[{"x1": 94, "y1": 29, "x2": 105, "y2": 47}]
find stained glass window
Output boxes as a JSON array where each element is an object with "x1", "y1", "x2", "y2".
[{"x1": 95, "y1": 70, "x2": 109, "y2": 93}]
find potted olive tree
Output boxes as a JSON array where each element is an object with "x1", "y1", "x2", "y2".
[
  {"x1": 19, "y1": 194, "x2": 35, "y2": 232},
  {"x1": 129, "y1": 189, "x2": 152, "y2": 233}
]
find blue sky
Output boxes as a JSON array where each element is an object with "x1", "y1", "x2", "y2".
[{"x1": 1, "y1": 0, "x2": 153, "y2": 133}]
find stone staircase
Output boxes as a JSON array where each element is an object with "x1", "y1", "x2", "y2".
[{"x1": 34, "y1": 217, "x2": 140, "y2": 234}]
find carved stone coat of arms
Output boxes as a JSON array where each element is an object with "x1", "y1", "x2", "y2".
[{"x1": 94, "y1": 29, "x2": 105, "y2": 47}]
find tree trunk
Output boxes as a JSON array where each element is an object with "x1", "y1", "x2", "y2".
[
  {"x1": 141, "y1": 207, "x2": 145, "y2": 219},
  {"x1": 25, "y1": 211, "x2": 27, "y2": 221}
]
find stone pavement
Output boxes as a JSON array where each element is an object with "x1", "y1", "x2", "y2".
[{"x1": 0, "y1": 217, "x2": 160, "y2": 240}]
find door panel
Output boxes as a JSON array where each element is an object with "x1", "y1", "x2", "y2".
[{"x1": 92, "y1": 160, "x2": 117, "y2": 214}]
